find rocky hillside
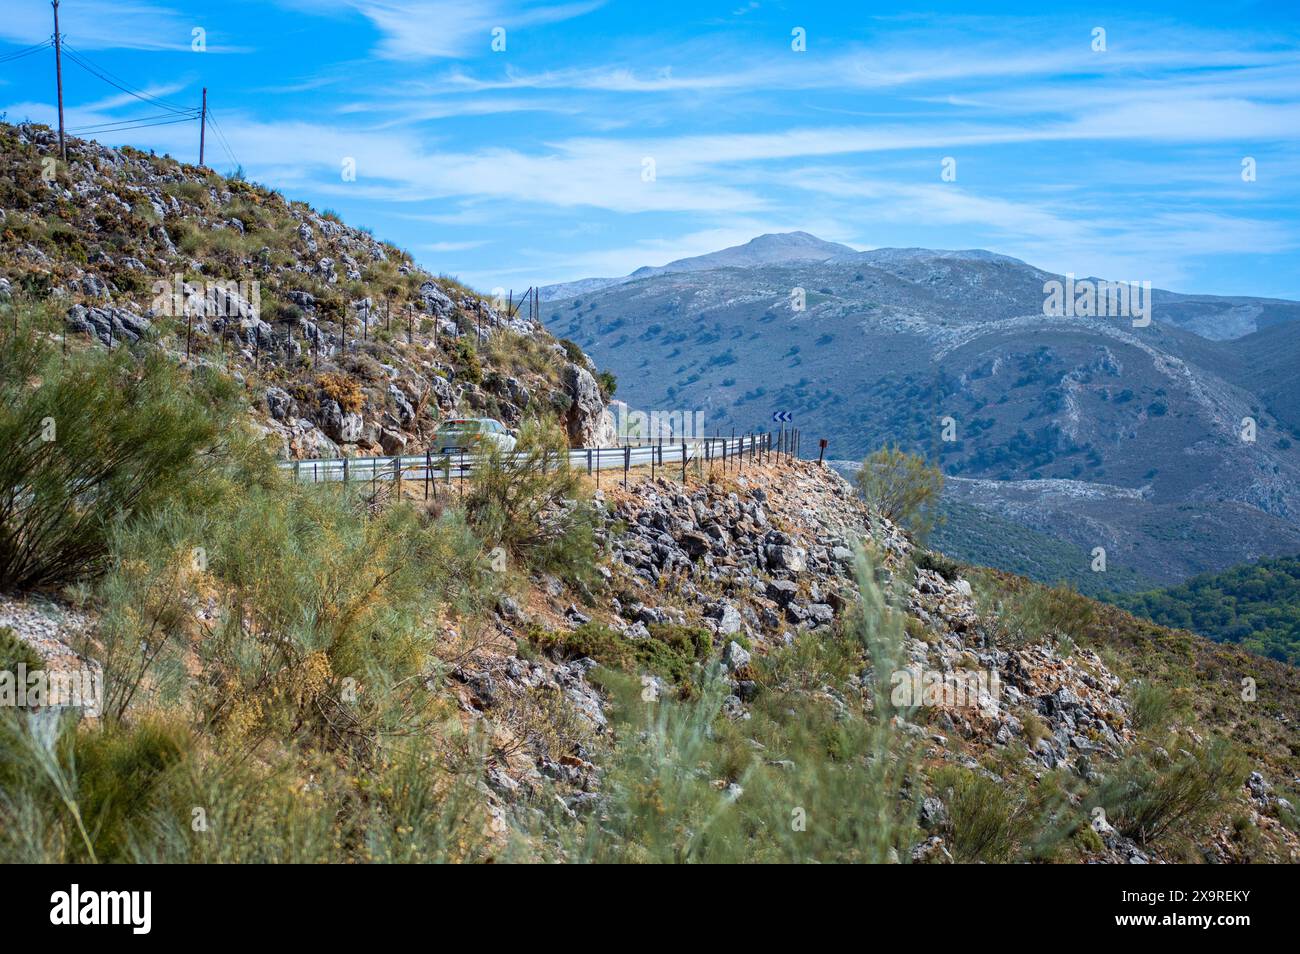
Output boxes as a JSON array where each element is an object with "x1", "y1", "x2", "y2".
[
  {"x1": 8, "y1": 443, "x2": 1297, "y2": 862},
  {"x1": 0, "y1": 120, "x2": 616, "y2": 458},
  {"x1": 542, "y1": 233, "x2": 1300, "y2": 587},
  {"x1": 578, "y1": 459, "x2": 1299, "y2": 862},
  {"x1": 2, "y1": 129, "x2": 1295, "y2": 864},
  {"x1": 12, "y1": 447, "x2": 1300, "y2": 868}
]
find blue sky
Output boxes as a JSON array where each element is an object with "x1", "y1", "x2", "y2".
[{"x1": 2, "y1": 0, "x2": 1298, "y2": 297}]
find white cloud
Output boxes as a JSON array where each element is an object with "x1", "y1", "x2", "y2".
[{"x1": 309, "y1": 0, "x2": 604, "y2": 60}]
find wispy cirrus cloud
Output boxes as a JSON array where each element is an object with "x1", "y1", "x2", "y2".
[
  {"x1": 0, "y1": 0, "x2": 187, "y2": 50},
  {"x1": 285, "y1": 0, "x2": 605, "y2": 60}
]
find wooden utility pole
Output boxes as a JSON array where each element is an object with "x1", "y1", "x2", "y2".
[
  {"x1": 198, "y1": 87, "x2": 207, "y2": 167},
  {"x1": 52, "y1": 1, "x2": 66, "y2": 161}
]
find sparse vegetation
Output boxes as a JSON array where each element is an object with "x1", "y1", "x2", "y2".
[{"x1": 1, "y1": 121, "x2": 1291, "y2": 867}]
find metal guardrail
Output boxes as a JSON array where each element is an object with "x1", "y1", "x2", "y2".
[{"x1": 278, "y1": 432, "x2": 787, "y2": 487}]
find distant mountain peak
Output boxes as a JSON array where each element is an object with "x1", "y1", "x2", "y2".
[
  {"x1": 629, "y1": 231, "x2": 858, "y2": 277},
  {"x1": 539, "y1": 231, "x2": 859, "y2": 301}
]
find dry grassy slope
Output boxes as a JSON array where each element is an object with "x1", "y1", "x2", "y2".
[
  {"x1": 405, "y1": 447, "x2": 1300, "y2": 857},
  {"x1": 0, "y1": 120, "x2": 612, "y2": 458}
]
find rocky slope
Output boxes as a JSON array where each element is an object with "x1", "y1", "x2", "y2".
[
  {"x1": 0, "y1": 120, "x2": 615, "y2": 459},
  {"x1": 437, "y1": 455, "x2": 1299, "y2": 862},
  {"x1": 14, "y1": 444, "x2": 1288, "y2": 861}
]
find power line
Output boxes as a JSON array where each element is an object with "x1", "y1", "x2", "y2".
[
  {"x1": 204, "y1": 107, "x2": 241, "y2": 171},
  {"x1": 60, "y1": 42, "x2": 195, "y2": 115},
  {"x1": 56, "y1": 39, "x2": 208, "y2": 162},
  {"x1": 0, "y1": 40, "x2": 51, "y2": 64},
  {"x1": 15, "y1": 15, "x2": 229, "y2": 170},
  {"x1": 69, "y1": 114, "x2": 197, "y2": 135}
]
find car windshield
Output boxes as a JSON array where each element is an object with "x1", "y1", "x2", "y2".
[{"x1": 437, "y1": 421, "x2": 481, "y2": 435}]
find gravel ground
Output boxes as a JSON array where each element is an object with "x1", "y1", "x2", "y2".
[{"x1": 0, "y1": 592, "x2": 98, "y2": 671}]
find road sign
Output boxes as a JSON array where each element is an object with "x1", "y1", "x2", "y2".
[{"x1": 772, "y1": 411, "x2": 792, "y2": 423}]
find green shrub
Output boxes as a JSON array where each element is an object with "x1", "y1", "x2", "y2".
[
  {"x1": 855, "y1": 446, "x2": 943, "y2": 536},
  {"x1": 72, "y1": 715, "x2": 191, "y2": 862},
  {"x1": 530, "y1": 621, "x2": 712, "y2": 685},
  {"x1": 0, "y1": 626, "x2": 43, "y2": 675},
  {"x1": 1093, "y1": 737, "x2": 1245, "y2": 846},
  {"x1": 462, "y1": 418, "x2": 600, "y2": 584},
  {"x1": 530, "y1": 556, "x2": 918, "y2": 863},
  {"x1": 931, "y1": 765, "x2": 1024, "y2": 862},
  {"x1": 451, "y1": 338, "x2": 482, "y2": 385},
  {"x1": 98, "y1": 482, "x2": 486, "y2": 748},
  {"x1": 914, "y1": 548, "x2": 960, "y2": 582},
  {"x1": 557, "y1": 338, "x2": 585, "y2": 365},
  {"x1": 0, "y1": 453, "x2": 498, "y2": 862},
  {"x1": 0, "y1": 305, "x2": 242, "y2": 590},
  {"x1": 1130, "y1": 679, "x2": 1176, "y2": 735},
  {"x1": 992, "y1": 581, "x2": 1098, "y2": 646}
]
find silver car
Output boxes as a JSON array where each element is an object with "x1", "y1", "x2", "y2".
[{"x1": 433, "y1": 418, "x2": 518, "y2": 455}]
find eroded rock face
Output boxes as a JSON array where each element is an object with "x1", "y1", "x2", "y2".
[
  {"x1": 264, "y1": 386, "x2": 296, "y2": 422},
  {"x1": 12, "y1": 124, "x2": 605, "y2": 468},
  {"x1": 563, "y1": 363, "x2": 614, "y2": 447},
  {"x1": 66, "y1": 304, "x2": 151, "y2": 346},
  {"x1": 320, "y1": 399, "x2": 364, "y2": 444},
  {"x1": 418, "y1": 280, "x2": 456, "y2": 318}
]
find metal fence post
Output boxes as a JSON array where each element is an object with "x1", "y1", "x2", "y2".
[{"x1": 623, "y1": 445, "x2": 630, "y2": 487}]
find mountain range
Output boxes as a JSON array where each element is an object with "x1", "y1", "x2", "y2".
[{"x1": 541, "y1": 232, "x2": 1300, "y2": 588}]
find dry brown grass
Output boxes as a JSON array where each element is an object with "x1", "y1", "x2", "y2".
[{"x1": 316, "y1": 371, "x2": 364, "y2": 412}]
